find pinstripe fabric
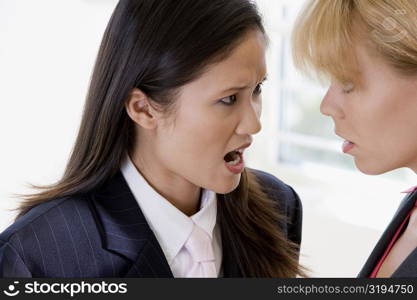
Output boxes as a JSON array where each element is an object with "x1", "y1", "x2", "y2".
[{"x1": 0, "y1": 169, "x2": 302, "y2": 278}]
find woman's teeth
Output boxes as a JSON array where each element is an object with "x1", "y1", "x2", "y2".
[{"x1": 225, "y1": 150, "x2": 242, "y2": 166}]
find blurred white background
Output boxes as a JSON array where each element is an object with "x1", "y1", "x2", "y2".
[{"x1": 0, "y1": 0, "x2": 415, "y2": 277}]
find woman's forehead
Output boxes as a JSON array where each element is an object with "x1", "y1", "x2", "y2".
[
  {"x1": 208, "y1": 33, "x2": 266, "y2": 75},
  {"x1": 180, "y1": 33, "x2": 267, "y2": 89}
]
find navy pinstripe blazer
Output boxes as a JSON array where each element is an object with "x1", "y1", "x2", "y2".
[{"x1": 0, "y1": 169, "x2": 302, "y2": 278}]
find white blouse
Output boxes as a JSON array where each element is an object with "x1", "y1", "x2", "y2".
[{"x1": 120, "y1": 154, "x2": 223, "y2": 277}]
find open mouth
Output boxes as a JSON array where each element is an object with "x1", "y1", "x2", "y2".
[
  {"x1": 342, "y1": 140, "x2": 355, "y2": 153},
  {"x1": 224, "y1": 149, "x2": 243, "y2": 166}
]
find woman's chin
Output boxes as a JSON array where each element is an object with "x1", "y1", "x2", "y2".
[
  {"x1": 209, "y1": 174, "x2": 241, "y2": 194},
  {"x1": 355, "y1": 159, "x2": 390, "y2": 175}
]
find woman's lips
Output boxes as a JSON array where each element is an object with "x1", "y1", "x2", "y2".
[
  {"x1": 223, "y1": 141, "x2": 251, "y2": 175},
  {"x1": 224, "y1": 151, "x2": 244, "y2": 174},
  {"x1": 342, "y1": 140, "x2": 355, "y2": 153}
]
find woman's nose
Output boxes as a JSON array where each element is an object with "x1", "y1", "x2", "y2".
[
  {"x1": 320, "y1": 86, "x2": 345, "y2": 119},
  {"x1": 235, "y1": 99, "x2": 262, "y2": 135}
]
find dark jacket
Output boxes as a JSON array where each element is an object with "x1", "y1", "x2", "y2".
[
  {"x1": 359, "y1": 190, "x2": 417, "y2": 278},
  {"x1": 0, "y1": 169, "x2": 302, "y2": 277}
]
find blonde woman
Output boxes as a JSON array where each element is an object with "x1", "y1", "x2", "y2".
[{"x1": 293, "y1": 0, "x2": 417, "y2": 277}]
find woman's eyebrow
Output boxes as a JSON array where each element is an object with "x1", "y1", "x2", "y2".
[
  {"x1": 220, "y1": 76, "x2": 268, "y2": 93},
  {"x1": 220, "y1": 85, "x2": 248, "y2": 93}
]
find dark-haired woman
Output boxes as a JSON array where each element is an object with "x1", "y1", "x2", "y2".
[{"x1": 0, "y1": 0, "x2": 303, "y2": 278}]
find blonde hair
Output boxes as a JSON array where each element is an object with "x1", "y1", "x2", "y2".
[{"x1": 292, "y1": 0, "x2": 417, "y2": 84}]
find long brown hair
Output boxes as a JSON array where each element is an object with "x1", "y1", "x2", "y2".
[{"x1": 14, "y1": 0, "x2": 304, "y2": 277}]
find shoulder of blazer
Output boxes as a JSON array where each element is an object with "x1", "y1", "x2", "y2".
[
  {"x1": 0, "y1": 171, "x2": 172, "y2": 278},
  {"x1": 0, "y1": 194, "x2": 96, "y2": 277},
  {"x1": 247, "y1": 168, "x2": 303, "y2": 246},
  {"x1": 0, "y1": 195, "x2": 88, "y2": 242}
]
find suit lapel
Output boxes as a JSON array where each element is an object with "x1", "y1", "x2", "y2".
[
  {"x1": 391, "y1": 247, "x2": 417, "y2": 277},
  {"x1": 391, "y1": 190, "x2": 417, "y2": 278},
  {"x1": 89, "y1": 171, "x2": 243, "y2": 277},
  {"x1": 221, "y1": 255, "x2": 242, "y2": 277},
  {"x1": 89, "y1": 171, "x2": 173, "y2": 277},
  {"x1": 358, "y1": 190, "x2": 417, "y2": 277},
  {"x1": 217, "y1": 194, "x2": 243, "y2": 278}
]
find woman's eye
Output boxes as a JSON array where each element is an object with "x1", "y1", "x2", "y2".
[
  {"x1": 219, "y1": 95, "x2": 237, "y2": 105},
  {"x1": 254, "y1": 82, "x2": 263, "y2": 95},
  {"x1": 342, "y1": 83, "x2": 354, "y2": 94}
]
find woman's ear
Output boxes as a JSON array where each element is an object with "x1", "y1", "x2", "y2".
[{"x1": 125, "y1": 88, "x2": 159, "y2": 129}]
